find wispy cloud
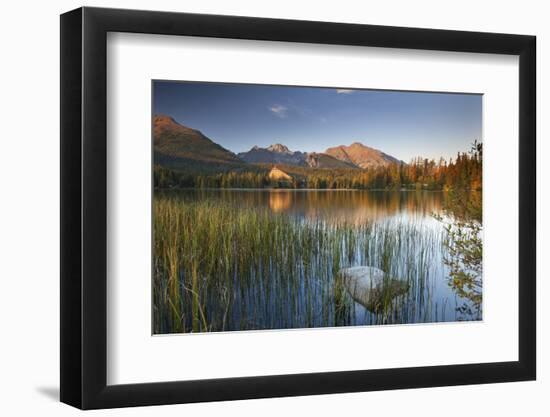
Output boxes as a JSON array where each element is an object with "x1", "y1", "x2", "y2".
[
  {"x1": 336, "y1": 89, "x2": 354, "y2": 94},
  {"x1": 269, "y1": 104, "x2": 288, "y2": 118}
]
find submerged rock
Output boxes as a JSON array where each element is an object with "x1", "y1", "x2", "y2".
[{"x1": 338, "y1": 266, "x2": 409, "y2": 312}]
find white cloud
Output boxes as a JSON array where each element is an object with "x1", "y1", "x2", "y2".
[
  {"x1": 336, "y1": 89, "x2": 354, "y2": 94},
  {"x1": 269, "y1": 104, "x2": 288, "y2": 118}
]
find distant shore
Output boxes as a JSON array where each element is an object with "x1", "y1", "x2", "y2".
[{"x1": 154, "y1": 187, "x2": 474, "y2": 193}]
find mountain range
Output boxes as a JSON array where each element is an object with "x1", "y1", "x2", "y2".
[
  {"x1": 154, "y1": 114, "x2": 403, "y2": 172},
  {"x1": 237, "y1": 144, "x2": 358, "y2": 169},
  {"x1": 153, "y1": 115, "x2": 244, "y2": 172},
  {"x1": 325, "y1": 143, "x2": 402, "y2": 168}
]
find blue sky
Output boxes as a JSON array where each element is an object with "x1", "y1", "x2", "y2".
[{"x1": 153, "y1": 81, "x2": 482, "y2": 162}]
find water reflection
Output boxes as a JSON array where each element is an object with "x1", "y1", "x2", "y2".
[
  {"x1": 157, "y1": 189, "x2": 482, "y2": 327},
  {"x1": 269, "y1": 191, "x2": 292, "y2": 212},
  {"x1": 180, "y1": 189, "x2": 448, "y2": 225}
]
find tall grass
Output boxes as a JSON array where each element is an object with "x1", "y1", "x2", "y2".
[{"x1": 153, "y1": 194, "x2": 454, "y2": 333}]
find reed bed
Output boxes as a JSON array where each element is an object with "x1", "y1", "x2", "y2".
[{"x1": 153, "y1": 194, "x2": 454, "y2": 333}]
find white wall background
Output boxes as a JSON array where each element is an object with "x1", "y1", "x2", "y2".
[{"x1": 0, "y1": 0, "x2": 545, "y2": 415}]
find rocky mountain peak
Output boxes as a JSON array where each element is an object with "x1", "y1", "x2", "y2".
[{"x1": 267, "y1": 143, "x2": 291, "y2": 154}]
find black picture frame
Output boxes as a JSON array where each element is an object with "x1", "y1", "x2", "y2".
[{"x1": 60, "y1": 6, "x2": 536, "y2": 410}]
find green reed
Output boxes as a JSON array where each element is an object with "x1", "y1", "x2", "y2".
[{"x1": 153, "y1": 195, "x2": 450, "y2": 333}]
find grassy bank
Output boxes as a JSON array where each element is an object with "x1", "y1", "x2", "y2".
[{"x1": 153, "y1": 193, "x2": 459, "y2": 333}]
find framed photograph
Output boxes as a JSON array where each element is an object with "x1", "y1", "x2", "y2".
[{"x1": 60, "y1": 6, "x2": 536, "y2": 409}]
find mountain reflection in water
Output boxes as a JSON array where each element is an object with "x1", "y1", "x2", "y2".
[{"x1": 154, "y1": 189, "x2": 482, "y2": 333}]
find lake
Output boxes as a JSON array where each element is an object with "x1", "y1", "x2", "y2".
[{"x1": 153, "y1": 189, "x2": 482, "y2": 333}]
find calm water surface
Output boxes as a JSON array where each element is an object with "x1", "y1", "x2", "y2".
[{"x1": 162, "y1": 189, "x2": 481, "y2": 329}]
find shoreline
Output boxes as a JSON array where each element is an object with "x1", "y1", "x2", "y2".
[{"x1": 154, "y1": 187, "x2": 479, "y2": 193}]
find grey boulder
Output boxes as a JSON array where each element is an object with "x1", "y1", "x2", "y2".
[{"x1": 339, "y1": 266, "x2": 409, "y2": 311}]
